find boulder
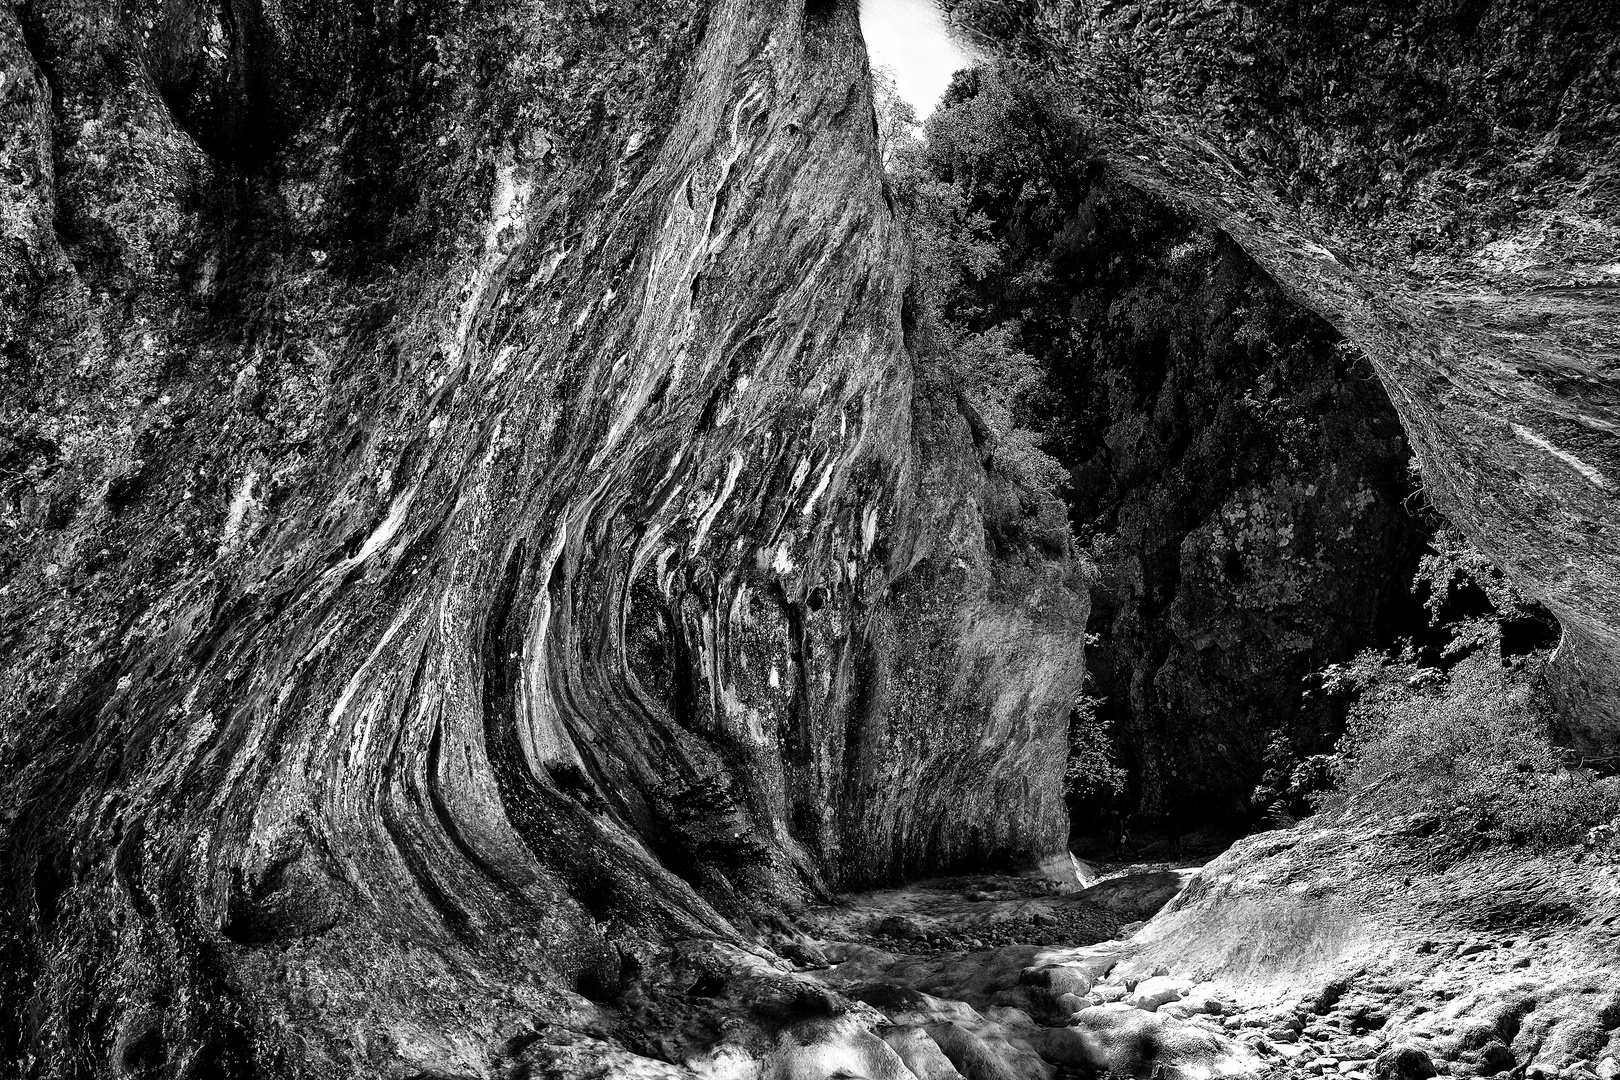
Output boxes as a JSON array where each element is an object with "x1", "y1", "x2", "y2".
[
  {"x1": 1471, "y1": 1040, "x2": 1515, "y2": 1075},
  {"x1": 1037, "y1": 851, "x2": 1100, "y2": 890},
  {"x1": 1021, "y1": 963, "x2": 1098, "y2": 998},
  {"x1": 1037, "y1": 1004, "x2": 1260, "y2": 1079},
  {"x1": 1112, "y1": 958, "x2": 1173, "y2": 990},
  {"x1": 1082, "y1": 871, "x2": 1198, "y2": 921},
  {"x1": 1179, "y1": 984, "x2": 1231, "y2": 1016},
  {"x1": 780, "y1": 937, "x2": 831, "y2": 969},
  {"x1": 878, "y1": 916, "x2": 930, "y2": 941},
  {"x1": 927, "y1": 1021, "x2": 1054, "y2": 1080},
  {"x1": 766, "y1": 1019, "x2": 921, "y2": 1080},
  {"x1": 883, "y1": 1026, "x2": 967, "y2": 1080},
  {"x1": 1376, "y1": 1046, "x2": 1440, "y2": 1080},
  {"x1": 1055, "y1": 992, "x2": 1101, "y2": 1015},
  {"x1": 1126, "y1": 976, "x2": 1195, "y2": 1012}
]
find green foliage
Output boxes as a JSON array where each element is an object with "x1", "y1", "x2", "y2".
[
  {"x1": 871, "y1": 65, "x2": 920, "y2": 166},
  {"x1": 1065, "y1": 692, "x2": 1127, "y2": 803},
  {"x1": 1250, "y1": 735, "x2": 1337, "y2": 825},
  {"x1": 1318, "y1": 644, "x2": 1618, "y2": 852},
  {"x1": 1305, "y1": 531, "x2": 1613, "y2": 851},
  {"x1": 882, "y1": 62, "x2": 1086, "y2": 508},
  {"x1": 1413, "y1": 525, "x2": 1551, "y2": 659}
]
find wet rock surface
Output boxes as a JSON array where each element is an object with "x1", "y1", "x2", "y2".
[
  {"x1": 656, "y1": 816, "x2": 1620, "y2": 1080},
  {"x1": 785, "y1": 865, "x2": 1260, "y2": 1079},
  {"x1": 1079, "y1": 868, "x2": 1200, "y2": 923}
]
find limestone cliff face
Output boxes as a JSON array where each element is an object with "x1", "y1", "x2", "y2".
[
  {"x1": 1051, "y1": 206, "x2": 1429, "y2": 824},
  {"x1": 979, "y1": 0, "x2": 1620, "y2": 751},
  {"x1": 3, "y1": 0, "x2": 1617, "y2": 1072},
  {"x1": 0, "y1": 0, "x2": 1085, "y2": 1073},
  {"x1": 892, "y1": 58, "x2": 1436, "y2": 824}
]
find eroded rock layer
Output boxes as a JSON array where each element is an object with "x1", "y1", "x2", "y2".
[
  {"x1": 0, "y1": 0, "x2": 1085, "y2": 1072},
  {"x1": 1, "y1": 0, "x2": 1617, "y2": 1074}
]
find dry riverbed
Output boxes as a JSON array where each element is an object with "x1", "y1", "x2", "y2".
[{"x1": 700, "y1": 817, "x2": 1620, "y2": 1080}]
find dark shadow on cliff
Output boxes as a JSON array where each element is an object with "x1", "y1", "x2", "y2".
[{"x1": 881, "y1": 62, "x2": 1444, "y2": 843}]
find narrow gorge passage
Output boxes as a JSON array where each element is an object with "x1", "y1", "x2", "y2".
[
  {"x1": 751, "y1": 42, "x2": 1594, "y2": 1080},
  {"x1": 2, "y1": 0, "x2": 1616, "y2": 1078},
  {"x1": 867, "y1": 45, "x2": 1551, "y2": 848}
]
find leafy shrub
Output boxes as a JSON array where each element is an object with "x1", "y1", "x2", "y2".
[
  {"x1": 1275, "y1": 521, "x2": 1614, "y2": 853},
  {"x1": 872, "y1": 65, "x2": 920, "y2": 166},
  {"x1": 1251, "y1": 738, "x2": 1338, "y2": 825},
  {"x1": 1065, "y1": 692, "x2": 1127, "y2": 803},
  {"x1": 1317, "y1": 642, "x2": 1618, "y2": 852}
]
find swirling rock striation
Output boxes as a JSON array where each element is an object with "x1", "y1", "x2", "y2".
[
  {"x1": 2, "y1": 0, "x2": 1617, "y2": 1073},
  {"x1": 0, "y1": 0, "x2": 1084, "y2": 1073}
]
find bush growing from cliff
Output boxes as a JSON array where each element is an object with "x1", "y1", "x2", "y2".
[
  {"x1": 1065, "y1": 691, "x2": 1127, "y2": 803},
  {"x1": 1314, "y1": 534, "x2": 1617, "y2": 852},
  {"x1": 1320, "y1": 646, "x2": 1617, "y2": 852}
]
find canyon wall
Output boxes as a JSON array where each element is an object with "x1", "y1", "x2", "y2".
[
  {"x1": 1057, "y1": 212, "x2": 1429, "y2": 825},
  {"x1": 974, "y1": 0, "x2": 1620, "y2": 752},
  {"x1": 0, "y1": 0, "x2": 1084, "y2": 1073},
  {"x1": 1, "y1": 0, "x2": 1616, "y2": 1073},
  {"x1": 888, "y1": 65, "x2": 1437, "y2": 825}
]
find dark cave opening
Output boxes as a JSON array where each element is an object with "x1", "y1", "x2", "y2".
[{"x1": 1052, "y1": 228, "x2": 1439, "y2": 855}]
